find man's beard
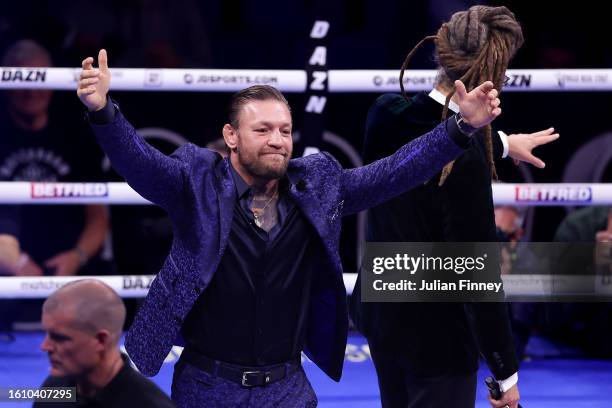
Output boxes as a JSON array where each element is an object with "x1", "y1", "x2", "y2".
[{"x1": 237, "y1": 149, "x2": 290, "y2": 180}]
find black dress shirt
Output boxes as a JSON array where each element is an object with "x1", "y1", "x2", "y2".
[{"x1": 181, "y1": 164, "x2": 320, "y2": 366}]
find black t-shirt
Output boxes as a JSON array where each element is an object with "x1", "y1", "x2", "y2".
[
  {"x1": 0, "y1": 113, "x2": 107, "y2": 271},
  {"x1": 33, "y1": 354, "x2": 175, "y2": 408}
]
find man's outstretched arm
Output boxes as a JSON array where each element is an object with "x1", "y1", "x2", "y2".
[
  {"x1": 77, "y1": 49, "x2": 188, "y2": 210},
  {"x1": 341, "y1": 80, "x2": 501, "y2": 216}
]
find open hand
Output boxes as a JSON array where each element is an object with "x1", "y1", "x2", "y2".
[
  {"x1": 77, "y1": 49, "x2": 111, "y2": 112},
  {"x1": 507, "y1": 127, "x2": 560, "y2": 168},
  {"x1": 455, "y1": 80, "x2": 501, "y2": 129}
]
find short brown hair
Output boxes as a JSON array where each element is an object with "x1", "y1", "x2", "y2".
[{"x1": 228, "y1": 85, "x2": 290, "y2": 128}]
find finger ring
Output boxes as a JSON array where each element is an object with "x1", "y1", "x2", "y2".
[{"x1": 503, "y1": 405, "x2": 510, "y2": 408}]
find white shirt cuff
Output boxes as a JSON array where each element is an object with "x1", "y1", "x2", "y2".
[
  {"x1": 498, "y1": 130, "x2": 509, "y2": 159},
  {"x1": 498, "y1": 372, "x2": 518, "y2": 392}
]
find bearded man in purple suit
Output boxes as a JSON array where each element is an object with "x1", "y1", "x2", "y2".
[{"x1": 77, "y1": 49, "x2": 502, "y2": 407}]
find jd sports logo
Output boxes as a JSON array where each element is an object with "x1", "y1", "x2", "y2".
[{"x1": 145, "y1": 70, "x2": 163, "y2": 87}]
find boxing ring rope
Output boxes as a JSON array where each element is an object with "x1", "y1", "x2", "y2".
[
  {"x1": 2, "y1": 67, "x2": 611, "y2": 299},
  {"x1": 0, "y1": 274, "x2": 611, "y2": 299},
  {"x1": 0, "y1": 182, "x2": 610, "y2": 206},
  {"x1": 1, "y1": 68, "x2": 612, "y2": 92}
]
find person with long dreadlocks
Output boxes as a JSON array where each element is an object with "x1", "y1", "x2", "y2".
[{"x1": 351, "y1": 6, "x2": 558, "y2": 408}]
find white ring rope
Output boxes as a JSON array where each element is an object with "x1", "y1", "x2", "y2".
[
  {"x1": 0, "y1": 182, "x2": 610, "y2": 206},
  {"x1": 1, "y1": 67, "x2": 611, "y2": 92},
  {"x1": 0, "y1": 274, "x2": 610, "y2": 299}
]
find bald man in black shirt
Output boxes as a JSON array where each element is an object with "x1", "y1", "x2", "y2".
[{"x1": 34, "y1": 279, "x2": 174, "y2": 408}]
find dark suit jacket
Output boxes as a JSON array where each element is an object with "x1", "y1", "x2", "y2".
[
  {"x1": 90, "y1": 107, "x2": 467, "y2": 380},
  {"x1": 351, "y1": 92, "x2": 519, "y2": 380}
]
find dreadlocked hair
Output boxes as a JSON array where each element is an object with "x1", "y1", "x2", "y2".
[{"x1": 399, "y1": 5, "x2": 524, "y2": 185}]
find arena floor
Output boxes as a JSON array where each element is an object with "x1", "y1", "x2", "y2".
[{"x1": 1, "y1": 333, "x2": 611, "y2": 407}]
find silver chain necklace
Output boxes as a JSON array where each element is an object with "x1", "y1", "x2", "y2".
[{"x1": 252, "y1": 192, "x2": 278, "y2": 228}]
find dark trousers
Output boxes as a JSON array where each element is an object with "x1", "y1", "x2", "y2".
[
  {"x1": 171, "y1": 355, "x2": 317, "y2": 408},
  {"x1": 369, "y1": 342, "x2": 477, "y2": 408}
]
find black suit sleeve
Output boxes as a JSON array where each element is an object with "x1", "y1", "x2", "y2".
[
  {"x1": 464, "y1": 302, "x2": 519, "y2": 379},
  {"x1": 440, "y1": 138, "x2": 519, "y2": 380}
]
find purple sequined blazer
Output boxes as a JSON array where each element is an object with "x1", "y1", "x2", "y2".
[{"x1": 90, "y1": 110, "x2": 466, "y2": 381}]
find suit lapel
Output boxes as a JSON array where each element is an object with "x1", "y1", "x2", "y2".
[
  {"x1": 214, "y1": 159, "x2": 237, "y2": 246},
  {"x1": 287, "y1": 170, "x2": 329, "y2": 242}
]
